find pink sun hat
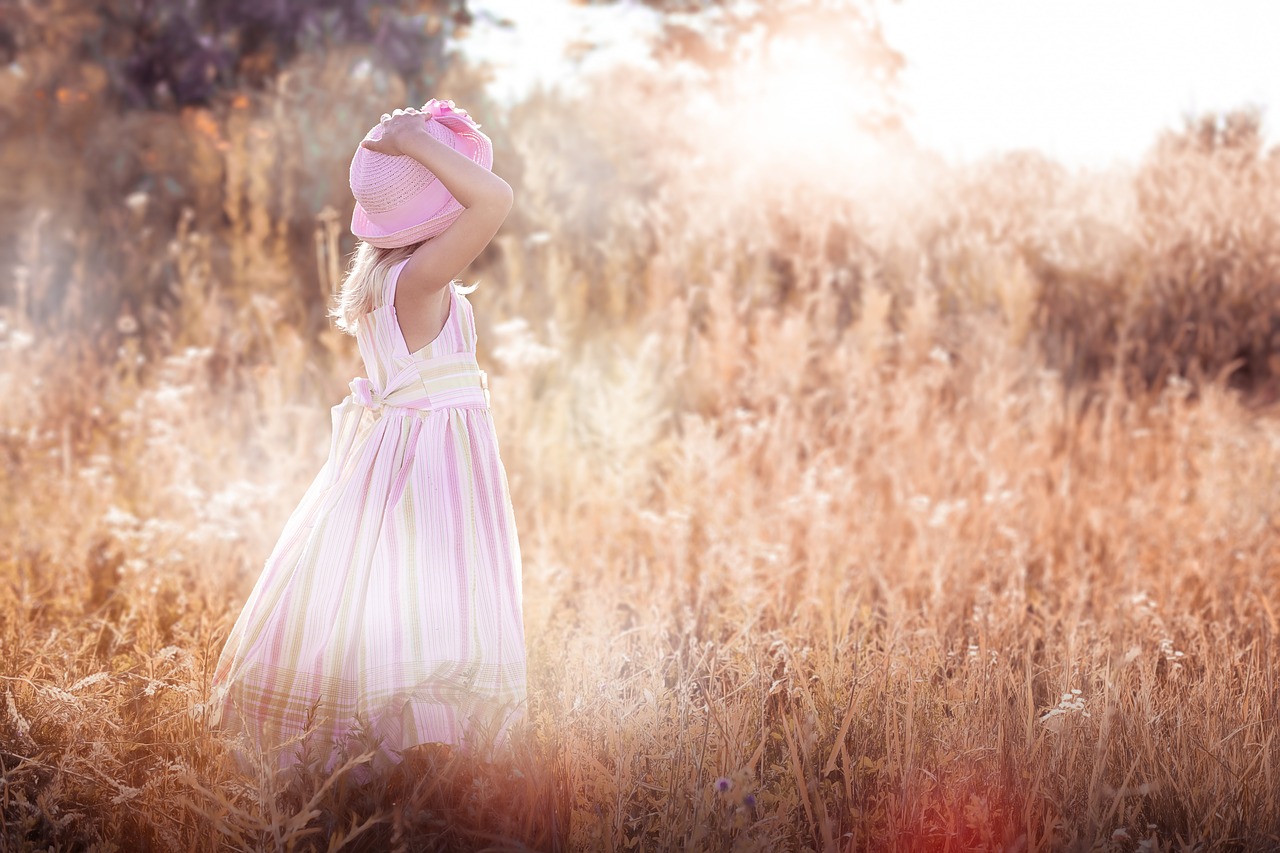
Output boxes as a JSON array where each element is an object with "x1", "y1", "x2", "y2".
[{"x1": 348, "y1": 99, "x2": 494, "y2": 249}]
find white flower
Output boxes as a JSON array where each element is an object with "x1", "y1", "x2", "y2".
[{"x1": 1039, "y1": 688, "x2": 1089, "y2": 728}]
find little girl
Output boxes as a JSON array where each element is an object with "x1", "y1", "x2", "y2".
[{"x1": 209, "y1": 100, "x2": 527, "y2": 776}]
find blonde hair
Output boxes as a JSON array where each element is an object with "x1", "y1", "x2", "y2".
[
  {"x1": 329, "y1": 239, "x2": 481, "y2": 335},
  {"x1": 329, "y1": 240, "x2": 420, "y2": 335}
]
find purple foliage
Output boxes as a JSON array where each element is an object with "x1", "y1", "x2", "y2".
[{"x1": 39, "y1": 0, "x2": 472, "y2": 109}]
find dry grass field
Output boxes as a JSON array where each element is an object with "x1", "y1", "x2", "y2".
[{"x1": 3, "y1": 47, "x2": 1280, "y2": 852}]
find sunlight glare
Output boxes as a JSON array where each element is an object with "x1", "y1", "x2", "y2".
[{"x1": 709, "y1": 31, "x2": 888, "y2": 189}]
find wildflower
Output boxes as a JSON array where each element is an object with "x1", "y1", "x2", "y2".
[
  {"x1": 124, "y1": 191, "x2": 148, "y2": 216},
  {"x1": 103, "y1": 505, "x2": 140, "y2": 531},
  {"x1": 491, "y1": 317, "x2": 558, "y2": 369},
  {"x1": 743, "y1": 793, "x2": 756, "y2": 808},
  {"x1": 1159, "y1": 637, "x2": 1185, "y2": 667},
  {"x1": 5, "y1": 329, "x2": 33, "y2": 350},
  {"x1": 110, "y1": 783, "x2": 143, "y2": 805},
  {"x1": 928, "y1": 498, "x2": 968, "y2": 529},
  {"x1": 715, "y1": 776, "x2": 732, "y2": 792},
  {"x1": 350, "y1": 58, "x2": 373, "y2": 81},
  {"x1": 1039, "y1": 688, "x2": 1089, "y2": 728}
]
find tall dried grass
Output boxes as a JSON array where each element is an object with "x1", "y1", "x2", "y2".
[{"x1": 2, "y1": 55, "x2": 1279, "y2": 852}]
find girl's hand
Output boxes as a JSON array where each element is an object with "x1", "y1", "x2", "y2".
[{"x1": 360, "y1": 107, "x2": 431, "y2": 157}]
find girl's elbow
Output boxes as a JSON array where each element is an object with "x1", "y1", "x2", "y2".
[
  {"x1": 467, "y1": 179, "x2": 512, "y2": 220},
  {"x1": 491, "y1": 178, "x2": 514, "y2": 211}
]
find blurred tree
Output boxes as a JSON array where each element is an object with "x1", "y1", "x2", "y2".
[
  {"x1": 570, "y1": 0, "x2": 904, "y2": 132},
  {"x1": 1156, "y1": 105, "x2": 1267, "y2": 159},
  {"x1": 2, "y1": 0, "x2": 474, "y2": 110}
]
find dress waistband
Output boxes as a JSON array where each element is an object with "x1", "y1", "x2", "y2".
[
  {"x1": 378, "y1": 397, "x2": 488, "y2": 418},
  {"x1": 347, "y1": 351, "x2": 491, "y2": 416},
  {"x1": 321, "y1": 353, "x2": 491, "y2": 493}
]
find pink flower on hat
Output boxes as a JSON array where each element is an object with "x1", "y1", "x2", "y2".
[{"x1": 423, "y1": 98, "x2": 478, "y2": 127}]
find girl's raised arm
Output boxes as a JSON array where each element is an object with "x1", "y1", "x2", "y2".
[{"x1": 361, "y1": 107, "x2": 513, "y2": 295}]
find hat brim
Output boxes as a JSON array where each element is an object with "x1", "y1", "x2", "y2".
[
  {"x1": 351, "y1": 200, "x2": 466, "y2": 249},
  {"x1": 350, "y1": 117, "x2": 494, "y2": 249}
]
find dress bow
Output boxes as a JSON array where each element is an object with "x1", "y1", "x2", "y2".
[{"x1": 350, "y1": 376, "x2": 381, "y2": 411}]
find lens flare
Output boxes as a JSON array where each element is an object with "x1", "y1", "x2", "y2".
[{"x1": 696, "y1": 30, "x2": 893, "y2": 190}]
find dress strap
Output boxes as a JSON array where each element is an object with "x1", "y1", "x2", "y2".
[
  {"x1": 456, "y1": 283, "x2": 478, "y2": 350},
  {"x1": 382, "y1": 258, "x2": 412, "y2": 310}
]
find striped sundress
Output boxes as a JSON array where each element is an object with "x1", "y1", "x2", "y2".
[{"x1": 209, "y1": 258, "x2": 527, "y2": 773}]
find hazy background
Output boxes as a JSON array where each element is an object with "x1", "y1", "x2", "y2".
[
  {"x1": 469, "y1": 0, "x2": 1280, "y2": 169},
  {"x1": 2, "y1": 1, "x2": 1279, "y2": 850}
]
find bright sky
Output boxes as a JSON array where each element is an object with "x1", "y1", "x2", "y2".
[{"x1": 460, "y1": 0, "x2": 1279, "y2": 171}]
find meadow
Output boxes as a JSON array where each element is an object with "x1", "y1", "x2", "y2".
[{"x1": 3, "y1": 43, "x2": 1280, "y2": 852}]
